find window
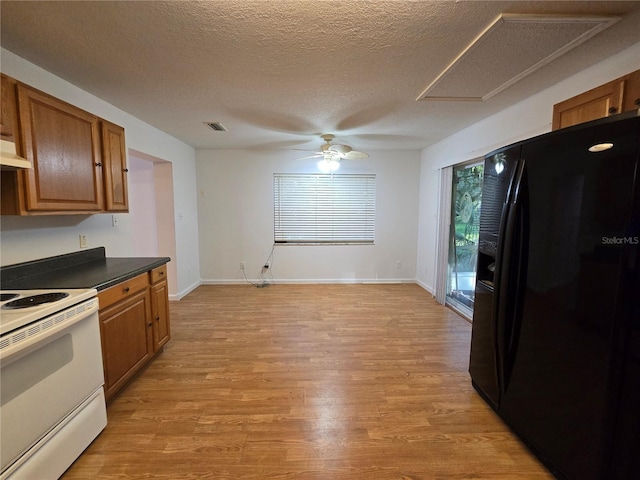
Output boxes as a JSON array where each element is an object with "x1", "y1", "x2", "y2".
[{"x1": 274, "y1": 173, "x2": 376, "y2": 244}]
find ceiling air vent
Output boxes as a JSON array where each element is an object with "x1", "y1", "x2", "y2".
[
  {"x1": 416, "y1": 14, "x2": 620, "y2": 102},
  {"x1": 204, "y1": 122, "x2": 228, "y2": 132}
]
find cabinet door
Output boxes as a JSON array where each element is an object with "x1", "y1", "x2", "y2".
[
  {"x1": 621, "y1": 69, "x2": 640, "y2": 112},
  {"x1": 99, "y1": 289, "x2": 153, "y2": 400},
  {"x1": 101, "y1": 120, "x2": 129, "y2": 211},
  {"x1": 1, "y1": 74, "x2": 19, "y2": 142},
  {"x1": 552, "y1": 79, "x2": 624, "y2": 130},
  {"x1": 17, "y1": 84, "x2": 104, "y2": 211},
  {"x1": 151, "y1": 279, "x2": 171, "y2": 351}
]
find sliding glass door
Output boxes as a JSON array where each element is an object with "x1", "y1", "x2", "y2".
[{"x1": 446, "y1": 162, "x2": 483, "y2": 317}]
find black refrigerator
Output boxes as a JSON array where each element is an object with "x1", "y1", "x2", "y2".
[{"x1": 469, "y1": 111, "x2": 640, "y2": 480}]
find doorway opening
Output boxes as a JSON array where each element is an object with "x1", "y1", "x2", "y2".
[{"x1": 128, "y1": 149, "x2": 178, "y2": 298}]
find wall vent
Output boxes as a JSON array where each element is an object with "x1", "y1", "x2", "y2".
[
  {"x1": 416, "y1": 14, "x2": 620, "y2": 102},
  {"x1": 204, "y1": 122, "x2": 228, "y2": 132}
]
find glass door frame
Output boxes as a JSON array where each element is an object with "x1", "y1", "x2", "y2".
[{"x1": 445, "y1": 158, "x2": 484, "y2": 320}]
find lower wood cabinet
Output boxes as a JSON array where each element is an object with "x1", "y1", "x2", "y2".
[
  {"x1": 150, "y1": 265, "x2": 171, "y2": 351},
  {"x1": 99, "y1": 287, "x2": 153, "y2": 400},
  {"x1": 98, "y1": 265, "x2": 170, "y2": 402}
]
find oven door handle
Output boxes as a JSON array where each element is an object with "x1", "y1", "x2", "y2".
[{"x1": 0, "y1": 298, "x2": 99, "y2": 363}]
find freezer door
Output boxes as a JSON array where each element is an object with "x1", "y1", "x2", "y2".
[
  {"x1": 469, "y1": 145, "x2": 521, "y2": 408},
  {"x1": 469, "y1": 280, "x2": 500, "y2": 407},
  {"x1": 499, "y1": 116, "x2": 640, "y2": 480}
]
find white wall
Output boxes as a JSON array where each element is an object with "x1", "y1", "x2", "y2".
[
  {"x1": 0, "y1": 49, "x2": 201, "y2": 298},
  {"x1": 128, "y1": 155, "x2": 158, "y2": 257},
  {"x1": 416, "y1": 42, "x2": 640, "y2": 293},
  {"x1": 196, "y1": 149, "x2": 421, "y2": 283}
]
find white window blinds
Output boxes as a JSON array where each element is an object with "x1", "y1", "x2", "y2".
[{"x1": 274, "y1": 173, "x2": 376, "y2": 244}]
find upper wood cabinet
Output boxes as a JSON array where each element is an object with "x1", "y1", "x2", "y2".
[
  {"x1": 622, "y1": 69, "x2": 640, "y2": 112},
  {"x1": 17, "y1": 84, "x2": 105, "y2": 212},
  {"x1": 552, "y1": 69, "x2": 640, "y2": 130},
  {"x1": 1, "y1": 74, "x2": 19, "y2": 143},
  {"x1": 101, "y1": 120, "x2": 129, "y2": 211},
  {"x1": 0, "y1": 75, "x2": 129, "y2": 215}
]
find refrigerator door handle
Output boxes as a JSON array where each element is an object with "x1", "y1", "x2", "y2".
[
  {"x1": 494, "y1": 159, "x2": 527, "y2": 394},
  {"x1": 505, "y1": 161, "x2": 529, "y2": 387},
  {"x1": 492, "y1": 160, "x2": 522, "y2": 395}
]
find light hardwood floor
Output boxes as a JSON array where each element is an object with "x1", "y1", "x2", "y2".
[{"x1": 62, "y1": 284, "x2": 553, "y2": 479}]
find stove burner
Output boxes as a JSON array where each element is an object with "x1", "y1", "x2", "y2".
[
  {"x1": 0, "y1": 293, "x2": 20, "y2": 302},
  {"x1": 3, "y1": 292, "x2": 70, "y2": 309}
]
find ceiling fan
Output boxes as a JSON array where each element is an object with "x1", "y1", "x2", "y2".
[{"x1": 297, "y1": 134, "x2": 369, "y2": 172}]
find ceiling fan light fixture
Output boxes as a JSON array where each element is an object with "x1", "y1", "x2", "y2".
[
  {"x1": 318, "y1": 158, "x2": 340, "y2": 173},
  {"x1": 298, "y1": 133, "x2": 368, "y2": 168}
]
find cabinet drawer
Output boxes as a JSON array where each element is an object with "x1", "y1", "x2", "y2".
[
  {"x1": 98, "y1": 273, "x2": 149, "y2": 309},
  {"x1": 149, "y1": 265, "x2": 167, "y2": 284}
]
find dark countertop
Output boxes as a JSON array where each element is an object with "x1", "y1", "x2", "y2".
[{"x1": 0, "y1": 247, "x2": 170, "y2": 291}]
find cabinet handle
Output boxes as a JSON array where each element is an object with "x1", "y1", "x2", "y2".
[
  {"x1": 608, "y1": 107, "x2": 618, "y2": 114},
  {"x1": 148, "y1": 322, "x2": 152, "y2": 327},
  {"x1": 634, "y1": 98, "x2": 640, "y2": 106},
  {"x1": 159, "y1": 271, "x2": 164, "y2": 275},
  {"x1": 95, "y1": 162, "x2": 102, "y2": 167},
  {"x1": 155, "y1": 315, "x2": 160, "y2": 321},
  {"x1": 123, "y1": 287, "x2": 130, "y2": 293},
  {"x1": 123, "y1": 168, "x2": 129, "y2": 172}
]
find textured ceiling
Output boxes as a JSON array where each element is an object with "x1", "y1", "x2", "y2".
[
  {"x1": 1, "y1": 1, "x2": 639, "y2": 153},
  {"x1": 418, "y1": 14, "x2": 622, "y2": 101}
]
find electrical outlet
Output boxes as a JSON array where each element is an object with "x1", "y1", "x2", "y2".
[
  {"x1": 240, "y1": 261, "x2": 246, "y2": 269},
  {"x1": 396, "y1": 261, "x2": 402, "y2": 269},
  {"x1": 79, "y1": 235, "x2": 88, "y2": 248},
  {"x1": 112, "y1": 215, "x2": 119, "y2": 227}
]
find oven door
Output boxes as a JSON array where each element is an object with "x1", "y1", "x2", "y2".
[{"x1": 0, "y1": 297, "x2": 105, "y2": 475}]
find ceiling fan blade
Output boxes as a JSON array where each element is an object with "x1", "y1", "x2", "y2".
[
  {"x1": 295, "y1": 134, "x2": 369, "y2": 162},
  {"x1": 342, "y1": 150, "x2": 369, "y2": 160},
  {"x1": 296, "y1": 154, "x2": 323, "y2": 161},
  {"x1": 328, "y1": 144, "x2": 352, "y2": 156}
]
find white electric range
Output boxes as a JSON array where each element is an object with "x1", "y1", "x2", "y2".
[
  {"x1": 0, "y1": 288, "x2": 107, "y2": 480},
  {"x1": 0, "y1": 288, "x2": 98, "y2": 333}
]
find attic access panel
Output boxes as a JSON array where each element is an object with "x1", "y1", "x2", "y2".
[{"x1": 416, "y1": 14, "x2": 620, "y2": 102}]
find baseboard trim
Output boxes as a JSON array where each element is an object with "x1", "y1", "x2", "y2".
[
  {"x1": 416, "y1": 279, "x2": 435, "y2": 295},
  {"x1": 200, "y1": 278, "x2": 418, "y2": 286},
  {"x1": 171, "y1": 280, "x2": 201, "y2": 301}
]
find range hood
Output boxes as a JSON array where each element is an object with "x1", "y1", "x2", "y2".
[{"x1": 0, "y1": 139, "x2": 30, "y2": 169}]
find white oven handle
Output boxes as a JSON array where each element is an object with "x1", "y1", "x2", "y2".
[{"x1": 0, "y1": 297, "x2": 99, "y2": 362}]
